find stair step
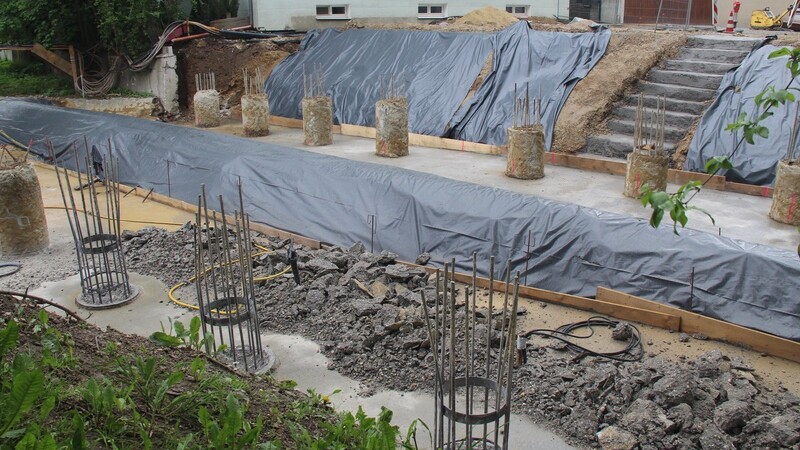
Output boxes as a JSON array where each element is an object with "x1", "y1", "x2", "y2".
[
  {"x1": 686, "y1": 35, "x2": 763, "y2": 51},
  {"x1": 638, "y1": 81, "x2": 717, "y2": 102},
  {"x1": 614, "y1": 105, "x2": 698, "y2": 129},
  {"x1": 625, "y1": 95, "x2": 707, "y2": 115},
  {"x1": 608, "y1": 119, "x2": 687, "y2": 142},
  {"x1": 648, "y1": 69, "x2": 724, "y2": 90},
  {"x1": 664, "y1": 59, "x2": 738, "y2": 75},
  {"x1": 585, "y1": 134, "x2": 676, "y2": 159},
  {"x1": 677, "y1": 47, "x2": 750, "y2": 64}
]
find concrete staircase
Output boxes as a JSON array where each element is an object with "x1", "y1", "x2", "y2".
[{"x1": 585, "y1": 35, "x2": 763, "y2": 159}]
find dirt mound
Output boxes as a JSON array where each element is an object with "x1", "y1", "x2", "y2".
[
  {"x1": 174, "y1": 37, "x2": 298, "y2": 111},
  {"x1": 455, "y1": 6, "x2": 519, "y2": 28},
  {"x1": 553, "y1": 29, "x2": 688, "y2": 154}
]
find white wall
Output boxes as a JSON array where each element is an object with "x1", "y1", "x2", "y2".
[
  {"x1": 118, "y1": 47, "x2": 180, "y2": 112},
  {"x1": 254, "y1": 0, "x2": 568, "y2": 31}
]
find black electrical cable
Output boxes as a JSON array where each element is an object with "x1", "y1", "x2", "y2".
[
  {"x1": 522, "y1": 316, "x2": 643, "y2": 362},
  {"x1": 0, "y1": 263, "x2": 21, "y2": 278}
]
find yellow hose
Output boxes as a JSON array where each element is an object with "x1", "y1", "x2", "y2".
[{"x1": 168, "y1": 243, "x2": 291, "y2": 312}]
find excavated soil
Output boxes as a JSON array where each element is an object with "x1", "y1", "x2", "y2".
[
  {"x1": 175, "y1": 38, "x2": 296, "y2": 114},
  {"x1": 552, "y1": 29, "x2": 687, "y2": 154}
]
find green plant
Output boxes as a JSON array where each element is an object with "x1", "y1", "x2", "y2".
[
  {"x1": 150, "y1": 316, "x2": 214, "y2": 352},
  {"x1": 643, "y1": 47, "x2": 800, "y2": 234},
  {"x1": 289, "y1": 406, "x2": 424, "y2": 450},
  {"x1": 197, "y1": 394, "x2": 271, "y2": 450},
  {"x1": 0, "y1": 0, "x2": 184, "y2": 56},
  {"x1": 0, "y1": 320, "x2": 47, "y2": 445}
]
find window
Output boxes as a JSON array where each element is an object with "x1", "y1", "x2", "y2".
[
  {"x1": 505, "y1": 5, "x2": 529, "y2": 18},
  {"x1": 418, "y1": 4, "x2": 447, "y2": 18},
  {"x1": 316, "y1": 4, "x2": 350, "y2": 19}
]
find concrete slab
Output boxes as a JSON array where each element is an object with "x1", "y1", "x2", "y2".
[{"x1": 213, "y1": 123, "x2": 799, "y2": 252}]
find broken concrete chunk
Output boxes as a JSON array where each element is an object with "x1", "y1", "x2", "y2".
[
  {"x1": 415, "y1": 252, "x2": 431, "y2": 265},
  {"x1": 348, "y1": 241, "x2": 365, "y2": 254},
  {"x1": 652, "y1": 373, "x2": 695, "y2": 408},
  {"x1": 596, "y1": 426, "x2": 638, "y2": 450},
  {"x1": 384, "y1": 264, "x2": 427, "y2": 281},
  {"x1": 306, "y1": 258, "x2": 339, "y2": 274},
  {"x1": 349, "y1": 299, "x2": 381, "y2": 317},
  {"x1": 713, "y1": 400, "x2": 753, "y2": 434},
  {"x1": 618, "y1": 399, "x2": 674, "y2": 441},
  {"x1": 370, "y1": 280, "x2": 389, "y2": 297},
  {"x1": 377, "y1": 250, "x2": 398, "y2": 265}
]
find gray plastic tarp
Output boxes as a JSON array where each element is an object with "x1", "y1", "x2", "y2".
[
  {"x1": 685, "y1": 45, "x2": 800, "y2": 185},
  {"x1": 1, "y1": 99, "x2": 798, "y2": 342},
  {"x1": 264, "y1": 22, "x2": 611, "y2": 148}
]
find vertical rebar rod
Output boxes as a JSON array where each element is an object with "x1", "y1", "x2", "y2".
[
  {"x1": 232, "y1": 213, "x2": 252, "y2": 371},
  {"x1": 449, "y1": 280, "x2": 456, "y2": 447},
  {"x1": 494, "y1": 260, "x2": 512, "y2": 444},
  {"x1": 194, "y1": 195, "x2": 213, "y2": 354},
  {"x1": 201, "y1": 186, "x2": 224, "y2": 350},
  {"x1": 217, "y1": 197, "x2": 238, "y2": 361},
  {"x1": 482, "y1": 256, "x2": 494, "y2": 450},
  {"x1": 502, "y1": 274, "x2": 520, "y2": 450},
  {"x1": 433, "y1": 268, "x2": 441, "y2": 450}
]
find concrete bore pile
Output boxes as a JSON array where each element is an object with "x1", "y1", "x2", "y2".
[{"x1": 0, "y1": 153, "x2": 49, "y2": 256}]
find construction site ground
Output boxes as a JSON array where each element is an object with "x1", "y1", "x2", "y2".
[
  {"x1": 6, "y1": 13, "x2": 800, "y2": 449},
  {"x1": 5, "y1": 161, "x2": 800, "y2": 449}
]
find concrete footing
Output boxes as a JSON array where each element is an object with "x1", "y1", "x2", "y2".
[
  {"x1": 0, "y1": 163, "x2": 49, "y2": 255},
  {"x1": 624, "y1": 150, "x2": 669, "y2": 198},
  {"x1": 242, "y1": 93, "x2": 270, "y2": 137},
  {"x1": 194, "y1": 90, "x2": 220, "y2": 128},
  {"x1": 302, "y1": 96, "x2": 333, "y2": 146},
  {"x1": 375, "y1": 98, "x2": 409, "y2": 158},
  {"x1": 505, "y1": 125, "x2": 545, "y2": 179},
  {"x1": 769, "y1": 160, "x2": 800, "y2": 226}
]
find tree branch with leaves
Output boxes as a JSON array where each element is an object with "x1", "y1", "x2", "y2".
[{"x1": 641, "y1": 47, "x2": 800, "y2": 241}]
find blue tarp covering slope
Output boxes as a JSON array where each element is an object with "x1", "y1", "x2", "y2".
[
  {"x1": 685, "y1": 45, "x2": 800, "y2": 186},
  {"x1": 0, "y1": 99, "x2": 798, "y2": 342},
  {"x1": 265, "y1": 22, "x2": 611, "y2": 148}
]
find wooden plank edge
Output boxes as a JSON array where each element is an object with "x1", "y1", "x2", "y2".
[
  {"x1": 33, "y1": 161, "x2": 321, "y2": 250},
  {"x1": 596, "y1": 286, "x2": 800, "y2": 364},
  {"x1": 725, "y1": 181, "x2": 773, "y2": 198},
  {"x1": 399, "y1": 261, "x2": 680, "y2": 331}
]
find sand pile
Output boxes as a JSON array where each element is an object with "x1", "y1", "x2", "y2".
[{"x1": 455, "y1": 6, "x2": 519, "y2": 27}]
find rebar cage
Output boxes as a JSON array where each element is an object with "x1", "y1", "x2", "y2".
[
  {"x1": 53, "y1": 140, "x2": 138, "y2": 309},
  {"x1": 422, "y1": 254, "x2": 521, "y2": 450},
  {"x1": 193, "y1": 182, "x2": 269, "y2": 373}
]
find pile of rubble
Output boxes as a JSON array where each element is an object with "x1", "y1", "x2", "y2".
[{"x1": 123, "y1": 226, "x2": 800, "y2": 449}]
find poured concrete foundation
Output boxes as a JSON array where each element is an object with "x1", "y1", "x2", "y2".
[
  {"x1": 769, "y1": 160, "x2": 800, "y2": 226},
  {"x1": 624, "y1": 150, "x2": 669, "y2": 199},
  {"x1": 375, "y1": 98, "x2": 408, "y2": 158},
  {"x1": 242, "y1": 93, "x2": 270, "y2": 137},
  {"x1": 302, "y1": 96, "x2": 333, "y2": 146},
  {"x1": 194, "y1": 90, "x2": 220, "y2": 128},
  {"x1": 506, "y1": 125, "x2": 544, "y2": 179},
  {"x1": 0, "y1": 163, "x2": 48, "y2": 255}
]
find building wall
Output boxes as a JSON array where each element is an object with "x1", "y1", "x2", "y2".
[{"x1": 253, "y1": 0, "x2": 569, "y2": 31}]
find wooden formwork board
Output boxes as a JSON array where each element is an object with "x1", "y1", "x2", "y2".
[
  {"x1": 401, "y1": 262, "x2": 681, "y2": 331},
  {"x1": 596, "y1": 287, "x2": 800, "y2": 364}
]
